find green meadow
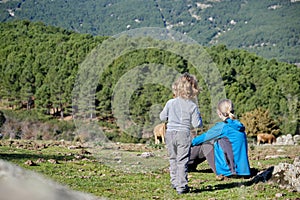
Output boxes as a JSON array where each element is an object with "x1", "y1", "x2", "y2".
[{"x1": 0, "y1": 140, "x2": 299, "y2": 200}]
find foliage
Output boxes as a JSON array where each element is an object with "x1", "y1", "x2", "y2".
[
  {"x1": 0, "y1": 0, "x2": 299, "y2": 63},
  {"x1": 0, "y1": 20, "x2": 299, "y2": 142},
  {"x1": 0, "y1": 20, "x2": 107, "y2": 118},
  {"x1": 240, "y1": 108, "x2": 280, "y2": 137},
  {"x1": 0, "y1": 110, "x2": 76, "y2": 140},
  {"x1": 207, "y1": 45, "x2": 300, "y2": 136},
  {"x1": 0, "y1": 110, "x2": 6, "y2": 128}
]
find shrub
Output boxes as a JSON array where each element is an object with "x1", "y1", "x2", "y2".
[
  {"x1": 0, "y1": 110, "x2": 76, "y2": 140},
  {"x1": 240, "y1": 107, "x2": 280, "y2": 137}
]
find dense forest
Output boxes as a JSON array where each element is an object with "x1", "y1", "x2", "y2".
[
  {"x1": 0, "y1": 0, "x2": 299, "y2": 63},
  {"x1": 0, "y1": 20, "x2": 299, "y2": 142}
]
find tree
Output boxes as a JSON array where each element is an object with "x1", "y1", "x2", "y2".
[
  {"x1": 20, "y1": 65, "x2": 35, "y2": 110},
  {"x1": 0, "y1": 110, "x2": 6, "y2": 128}
]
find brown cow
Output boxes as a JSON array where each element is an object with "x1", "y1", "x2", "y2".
[
  {"x1": 257, "y1": 133, "x2": 276, "y2": 145},
  {"x1": 153, "y1": 123, "x2": 166, "y2": 144}
]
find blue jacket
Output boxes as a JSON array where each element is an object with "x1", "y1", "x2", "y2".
[{"x1": 191, "y1": 118, "x2": 250, "y2": 176}]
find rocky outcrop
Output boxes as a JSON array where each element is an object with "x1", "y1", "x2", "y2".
[
  {"x1": 250, "y1": 157, "x2": 300, "y2": 192},
  {"x1": 270, "y1": 156, "x2": 300, "y2": 192}
]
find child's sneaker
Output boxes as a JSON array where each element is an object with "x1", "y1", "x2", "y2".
[{"x1": 177, "y1": 186, "x2": 190, "y2": 194}]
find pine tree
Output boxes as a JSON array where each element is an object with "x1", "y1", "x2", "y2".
[{"x1": 0, "y1": 110, "x2": 6, "y2": 128}]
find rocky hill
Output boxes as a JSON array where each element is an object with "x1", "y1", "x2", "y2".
[{"x1": 0, "y1": 0, "x2": 299, "y2": 63}]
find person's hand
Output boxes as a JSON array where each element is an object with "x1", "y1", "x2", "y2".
[
  {"x1": 191, "y1": 139, "x2": 198, "y2": 147},
  {"x1": 191, "y1": 141, "x2": 196, "y2": 147}
]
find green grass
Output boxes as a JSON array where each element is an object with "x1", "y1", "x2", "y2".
[{"x1": 0, "y1": 140, "x2": 299, "y2": 199}]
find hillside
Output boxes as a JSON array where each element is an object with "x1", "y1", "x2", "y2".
[
  {"x1": 0, "y1": 0, "x2": 299, "y2": 63},
  {"x1": 0, "y1": 21, "x2": 299, "y2": 142}
]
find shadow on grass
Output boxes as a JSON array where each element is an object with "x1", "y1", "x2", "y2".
[
  {"x1": 189, "y1": 168, "x2": 214, "y2": 173},
  {"x1": 0, "y1": 152, "x2": 73, "y2": 163},
  {"x1": 190, "y1": 166, "x2": 274, "y2": 193}
]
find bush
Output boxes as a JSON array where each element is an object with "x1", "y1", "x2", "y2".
[
  {"x1": 240, "y1": 108, "x2": 280, "y2": 137},
  {"x1": 0, "y1": 110, "x2": 76, "y2": 140}
]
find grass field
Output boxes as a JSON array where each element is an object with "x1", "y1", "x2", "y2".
[{"x1": 0, "y1": 140, "x2": 299, "y2": 200}]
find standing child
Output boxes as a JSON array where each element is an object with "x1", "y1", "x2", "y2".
[{"x1": 160, "y1": 72, "x2": 202, "y2": 194}]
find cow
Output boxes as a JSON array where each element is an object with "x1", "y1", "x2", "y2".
[
  {"x1": 257, "y1": 133, "x2": 276, "y2": 145},
  {"x1": 153, "y1": 123, "x2": 166, "y2": 144}
]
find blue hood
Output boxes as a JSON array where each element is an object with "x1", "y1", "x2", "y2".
[{"x1": 225, "y1": 118, "x2": 245, "y2": 132}]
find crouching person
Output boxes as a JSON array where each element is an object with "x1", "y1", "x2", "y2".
[{"x1": 190, "y1": 99, "x2": 251, "y2": 179}]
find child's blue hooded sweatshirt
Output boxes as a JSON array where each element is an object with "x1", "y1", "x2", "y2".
[{"x1": 191, "y1": 118, "x2": 250, "y2": 176}]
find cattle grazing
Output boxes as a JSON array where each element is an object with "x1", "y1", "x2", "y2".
[
  {"x1": 153, "y1": 123, "x2": 166, "y2": 144},
  {"x1": 257, "y1": 133, "x2": 276, "y2": 145}
]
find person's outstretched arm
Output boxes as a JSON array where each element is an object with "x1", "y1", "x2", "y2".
[{"x1": 191, "y1": 123, "x2": 225, "y2": 146}]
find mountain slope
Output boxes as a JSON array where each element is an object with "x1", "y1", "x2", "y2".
[
  {"x1": 0, "y1": 20, "x2": 299, "y2": 137},
  {"x1": 0, "y1": 0, "x2": 299, "y2": 63}
]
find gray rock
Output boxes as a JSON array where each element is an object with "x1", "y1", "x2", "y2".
[
  {"x1": 0, "y1": 159, "x2": 105, "y2": 200},
  {"x1": 274, "y1": 134, "x2": 300, "y2": 146},
  {"x1": 139, "y1": 152, "x2": 155, "y2": 158},
  {"x1": 293, "y1": 135, "x2": 300, "y2": 144},
  {"x1": 271, "y1": 156, "x2": 300, "y2": 192}
]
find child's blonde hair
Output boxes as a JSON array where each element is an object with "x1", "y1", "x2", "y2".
[
  {"x1": 172, "y1": 72, "x2": 200, "y2": 99},
  {"x1": 217, "y1": 99, "x2": 236, "y2": 120}
]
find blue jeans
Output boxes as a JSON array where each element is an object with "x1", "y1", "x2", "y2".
[{"x1": 165, "y1": 130, "x2": 191, "y2": 192}]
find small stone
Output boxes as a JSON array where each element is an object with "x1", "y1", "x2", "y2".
[
  {"x1": 36, "y1": 158, "x2": 46, "y2": 163},
  {"x1": 275, "y1": 193, "x2": 284, "y2": 197},
  {"x1": 48, "y1": 159, "x2": 58, "y2": 164},
  {"x1": 140, "y1": 152, "x2": 155, "y2": 158},
  {"x1": 24, "y1": 160, "x2": 37, "y2": 166},
  {"x1": 68, "y1": 145, "x2": 80, "y2": 149},
  {"x1": 276, "y1": 149, "x2": 285, "y2": 153}
]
